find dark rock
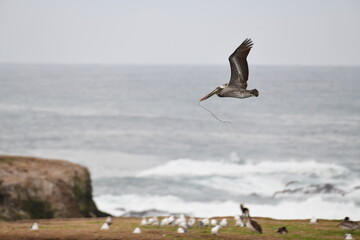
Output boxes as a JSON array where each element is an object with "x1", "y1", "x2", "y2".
[{"x1": 0, "y1": 155, "x2": 108, "y2": 221}]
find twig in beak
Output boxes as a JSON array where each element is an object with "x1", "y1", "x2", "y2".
[{"x1": 198, "y1": 102, "x2": 232, "y2": 124}]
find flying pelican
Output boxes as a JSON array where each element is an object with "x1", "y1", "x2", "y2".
[{"x1": 199, "y1": 38, "x2": 258, "y2": 102}]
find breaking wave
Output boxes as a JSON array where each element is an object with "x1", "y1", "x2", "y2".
[{"x1": 94, "y1": 157, "x2": 360, "y2": 219}]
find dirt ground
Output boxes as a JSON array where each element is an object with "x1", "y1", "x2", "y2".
[{"x1": 0, "y1": 216, "x2": 356, "y2": 240}]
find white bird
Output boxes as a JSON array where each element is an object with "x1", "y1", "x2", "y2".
[
  {"x1": 133, "y1": 227, "x2": 141, "y2": 234},
  {"x1": 106, "y1": 216, "x2": 112, "y2": 225},
  {"x1": 100, "y1": 222, "x2": 110, "y2": 230},
  {"x1": 140, "y1": 217, "x2": 148, "y2": 226},
  {"x1": 174, "y1": 218, "x2": 182, "y2": 226},
  {"x1": 147, "y1": 217, "x2": 155, "y2": 225},
  {"x1": 168, "y1": 215, "x2": 175, "y2": 224},
  {"x1": 219, "y1": 218, "x2": 228, "y2": 227},
  {"x1": 151, "y1": 217, "x2": 159, "y2": 226},
  {"x1": 177, "y1": 227, "x2": 186, "y2": 233},
  {"x1": 201, "y1": 218, "x2": 210, "y2": 226},
  {"x1": 235, "y1": 219, "x2": 245, "y2": 227},
  {"x1": 210, "y1": 219, "x2": 218, "y2": 226},
  {"x1": 234, "y1": 215, "x2": 241, "y2": 221},
  {"x1": 30, "y1": 223, "x2": 39, "y2": 231},
  {"x1": 160, "y1": 217, "x2": 170, "y2": 226},
  {"x1": 345, "y1": 233, "x2": 353, "y2": 240},
  {"x1": 211, "y1": 225, "x2": 220, "y2": 235},
  {"x1": 310, "y1": 216, "x2": 317, "y2": 224},
  {"x1": 178, "y1": 220, "x2": 188, "y2": 229},
  {"x1": 188, "y1": 217, "x2": 196, "y2": 228}
]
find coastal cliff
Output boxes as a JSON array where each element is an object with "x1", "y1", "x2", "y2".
[{"x1": 0, "y1": 155, "x2": 107, "y2": 221}]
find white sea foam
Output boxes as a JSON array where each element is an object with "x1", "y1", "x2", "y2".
[
  {"x1": 137, "y1": 158, "x2": 353, "y2": 196},
  {"x1": 94, "y1": 194, "x2": 360, "y2": 220},
  {"x1": 94, "y1": 158, "x2": 360, "y2": 219},
  {"x1": 138, "y1": 158, "x2": 349, "y2": 178}
]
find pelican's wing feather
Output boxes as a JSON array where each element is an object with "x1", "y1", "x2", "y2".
[
  {"x1": 228, "y1": 38, "x2": 253, "y2": 89},
  {"x1": 251, "y1": 220, "x2": 263, "y2": 233}
]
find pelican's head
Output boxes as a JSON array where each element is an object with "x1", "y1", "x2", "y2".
[{"x1": 199, "y1": 84, "x2": 226, "y2": 102}]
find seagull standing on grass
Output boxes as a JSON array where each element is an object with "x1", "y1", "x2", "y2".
[
  {"x1": 188, "y1": 217, "x2": 196, "y2": 227},
  {"x1": 133, "y1": 227, "x2": 141, "y2": 234},
  {"x1": 310, "y1": 216, "x2": 317, "y2": 224},
  {"x1": 140, "y1": 217, "x2": 147, "y2": 226},
  {"x1": 344, "y1": 233, "x2": 354, "y2": 239},
  {"x1": 210, "y1": 219, "x2": 218, "y2": 226},
  {"x1": 29, "y1": 223, "x2": 39, "y2": 231},
  {"x1": 211, "y1": 225, "x2": 221, "y2": 235},
  {"x1": 234, "y1": 215, "x2": 245, "y2": 227},
  {"x1": 160, "y1": 217, "x2": 170, "y2": 226},
  {"x1": 219, "y1": 218, "x2": 227, "y2": 227},
  {"x1": 100, "y1": 222, "x2": 110, "y2": 230},
  {"x1": 177, "y1": 227, "x2": 186, "y2": 233},
  {"x1": 200, "y1": 218, "x2": 210, "y2": 227}
]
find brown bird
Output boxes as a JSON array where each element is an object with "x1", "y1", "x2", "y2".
[
  {"x1": 276, "y1": 226, "x2": 288, "y2": 234},
  {"x1": 338, "y1": 217, "x2": 360, "y2": 232},
  {"x1": 199, "y1": 38, "x2": 259, "y2": 102},
  {"x1": 241, "y1": 204, "x2": 262, "y2": 234}
]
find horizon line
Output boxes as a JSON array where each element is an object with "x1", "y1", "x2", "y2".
[{"x1": 0, "y1": 61, "x2": 360, "y2": 68}]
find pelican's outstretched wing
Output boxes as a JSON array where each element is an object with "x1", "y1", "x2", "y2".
[{"x1": 228, "y1": 38, "x2": 253, "y2": 89}]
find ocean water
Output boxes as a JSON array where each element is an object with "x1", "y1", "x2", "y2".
[{"x1": 0, "y1": 63, "x2": 359, "y2": 219}]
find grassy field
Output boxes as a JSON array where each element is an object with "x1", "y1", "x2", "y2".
[{"x1": 0, "y1": 216, "x2": 357, "y2": 240}]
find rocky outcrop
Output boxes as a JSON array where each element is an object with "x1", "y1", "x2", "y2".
[{"x1": 0, "y1": 155, "x2": 108, "y2": 221}]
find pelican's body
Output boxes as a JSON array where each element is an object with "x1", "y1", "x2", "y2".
[
  {"x1": 276, "y1": 226, "x2": 288, "y2": 234},
  {"x1": 200, "y1": 39, "x2": 258, "y2": 102},
  {"x1": 246, "y1": 218, "x2": 262, "y2": 233},
  {"x1": 241, "y1": 203, "x2": 262, "y2": 234},
  {"x1": 338, "y1": 217, "x2": 360, "y2": 231}
]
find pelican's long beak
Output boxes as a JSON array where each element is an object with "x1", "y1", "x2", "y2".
[{"x1": 199, "y1": 87, "x2": 222, "y2": 102}]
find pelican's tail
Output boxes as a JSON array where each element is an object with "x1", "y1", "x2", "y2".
[{"x1": 250, "y1": 89, "x2": 259, "y2": 97}]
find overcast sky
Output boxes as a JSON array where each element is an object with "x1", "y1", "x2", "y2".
[{"x1": 0, "y1": 0, "x2": 359, "y2": 65}]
